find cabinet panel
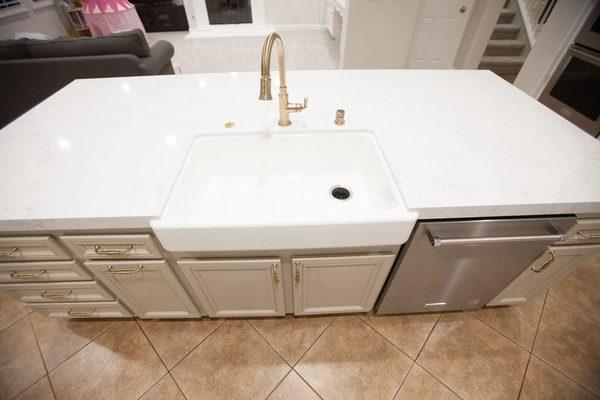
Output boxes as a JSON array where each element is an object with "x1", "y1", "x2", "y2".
[
  {"x1": 0, "y1": 236, "x2": 70, "y2": 261},
  {"x1": 178, "y1": 258, "x2": 284, "y2": 318},
  {"x1": 292, "y1": 254, "x2": 395, "y2": 315},
  {"x1": 28, "y1": 301, "x2": 131, "y2": 318},
  {"x1": 0, "y1": 261, "x2": 91, "y2": 283},
  {"x1": 60, "y1": 234, "x2": 162, "y2": 260},
  {"x1": 86, "y1": 259, "x2": 199, "y2": 318},
  {"x1": 488, "y1": 244, "x2": 600, "y2": 306},
  {"x1": 0, "y1": 281, "x2": 114, "y2": 303}
]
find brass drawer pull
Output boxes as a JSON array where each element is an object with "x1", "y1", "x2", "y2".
[
  {"x1": 67, "y1": 307, "x2": 95, "y2": 317},
  {"x1": 0, "y1": 247, "x2": 18, "y2": 256},
  {"x1": 578, "y1": 230, "x2": 600, "y2": 239},
  {"x1": 41, "y1": 289, "x2": 72, "y2": 299},
  {"x1": 294, "y1": 262, "x2": 302, "y2": 287},
  {"x1": 107, "y1": 264, "x2": 144, "y2": 274},
  {"x1": 94, "y1": 244, "x2": 134, "y2": 256},
  {"x1": 271, "y1": 263, "x2": 280, "y2": 285},
  {"x1": 532, "y1": 250, "x2": 555, "y2": 273},
  {"x1": 10, "y1": 269, "x2": 46, "y2": 279}
]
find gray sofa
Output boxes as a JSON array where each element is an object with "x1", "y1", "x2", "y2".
[{"x1": 0, "y1": 29, "x2": 174, "y2": 128}]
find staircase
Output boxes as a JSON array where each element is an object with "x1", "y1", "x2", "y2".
[{"x1": 479, "y1": 0, "x2": 529, "y2": 78}]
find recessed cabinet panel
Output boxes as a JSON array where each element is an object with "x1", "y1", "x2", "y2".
[
  {"x1": 0, "y1": 281, "x2": 114, "y2": 303},
  {"x1": 60, "y1": 234, "x2": 162, "y2": 260},
  {"x1": 488, "y1": 244, "x2": 600, "y2": 306},
  {"x1": 86, "y1": 259, "x2": 199, "y2": 318},
  {"x1": 0, "y1": 261, "x2": 91, "y2": 283},
  {"x1": 0, "y1": 236, "x2": 70, "y2": 261},
  {"x1": 28, "y1": 301, "x2": 131, "y2": 318},
  {"x1": 178, "y1": 258, "x2": 284, "y2": 318},
  {"x1": 292, "y1": 254, "x2": 395, "y2": 315}
]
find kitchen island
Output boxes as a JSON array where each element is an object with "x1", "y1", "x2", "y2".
[{"x1": 0, "y1": 70, "x2": 599, "y2": 318}]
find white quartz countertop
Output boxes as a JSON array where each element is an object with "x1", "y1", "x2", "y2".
[{"x1": 1, "y1": 70, "x2": 599, "y2": 231}]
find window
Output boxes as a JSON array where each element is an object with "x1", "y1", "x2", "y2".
[{"x1": 0, "y1": 0, "x2": 20, "y2": 9}]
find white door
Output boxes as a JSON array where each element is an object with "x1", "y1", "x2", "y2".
[
  {"x1": 488, "y1": 244, "x2": 600, "y2": 306},
  {"x1": 86, "y1": 259, "x2": 200, "y2": 318},
  {"x1": 178, "y1": 258, "x2": 285, "y2": 318},
  {"x1": 292, "y1": 254, "x2": 395, "y2": 316},
  {"x1": 408, "y1": 0, "x2": 474, "y2": 69}
]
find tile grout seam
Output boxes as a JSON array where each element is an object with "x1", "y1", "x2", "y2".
[
  {"x1": 40, "y1": 319, "x2": 120, "y2": 376},
  {"x1": 546, "y1": 292, "x2": 600, "y2": 324},
  {"x1": 516, "y1": 293, "x2": 548, "y2": 399},
  {"x1": 409, "y1": 313, "x2": 468, "y2": 400},
  {"x1": 25, "y1": 314, "x2": 56, "y2": 400},
  {"x1": 134, "y1": 319, "x2": 190, "y2": 400}
]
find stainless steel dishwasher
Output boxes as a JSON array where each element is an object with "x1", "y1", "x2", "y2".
[{"x1": 375, "y1": 216, "x2": 577, "y2": 314}]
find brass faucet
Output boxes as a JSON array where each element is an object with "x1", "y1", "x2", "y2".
[{"x1": 259, "y1": 32, "x2": 307, "y2": 127}]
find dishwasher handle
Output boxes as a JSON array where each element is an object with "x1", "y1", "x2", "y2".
[{"x1": 427, "y1": 222, "x2": 564, "y2": 247}]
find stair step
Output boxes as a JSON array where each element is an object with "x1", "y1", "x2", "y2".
[
  {"x1": 491, "y1": 24, "x2": 520, "y2": 40},
  {"x1": 498, "y1": 9, "x2": 516, "y2": 24},
  {"x1": 479, "y1": 55, "x2": 525, "y2": 74},
  {"x1": 484, "y1": 39, "x2": 525, "y2": 56}
]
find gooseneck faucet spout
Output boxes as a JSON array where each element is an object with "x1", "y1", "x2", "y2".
[{"x1": 259, "y1": 32, "x2": 307, "y2": 127}]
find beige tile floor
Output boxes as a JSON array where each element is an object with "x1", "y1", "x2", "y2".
[{"x1": 1, "y1": 257, "x2": 599, "y2": 400}]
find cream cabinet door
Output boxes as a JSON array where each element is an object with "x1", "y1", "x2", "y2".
[
  {"x1": 178, "y1": 258, "x2": 284, "y2": 318},
  {"x1": 292, "y1": 254, "x2": 395, "y2": 315},
  {"x1": 86, "y1": 260, "x2": 199, "y2": 318},
  {"x1": 488, "y1": 244, "x2": 600, "y2": 306}
]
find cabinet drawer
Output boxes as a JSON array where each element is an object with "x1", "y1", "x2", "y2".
[
  {"x1": 0, "y1": 260, "x2": 91, "y2": 283},
  {"x1": 86, "y1": 259, "x2": 199, "y2": 318},
  {"x1": 60, "y1": 234, "x2": 162, "y2": 260},
  {"x1": 0, "y1": 236, "x2": 70, "y2": 261},
  {"x1": 566, "y1": 219, "x2": 600, "y2": 243},
  {"x1": 28, "y1": 301, "x2": 131, "y2": 318},
  {"x1": 488, "y1": 243, "x2": 600, "y2": 306},
  {"x1": 0, "y1": 281, "x2": 114, "y2": 303}
]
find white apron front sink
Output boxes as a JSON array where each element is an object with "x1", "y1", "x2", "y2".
[{"x1": 151, "y1": 130, "x2": 416, "y2": 252}]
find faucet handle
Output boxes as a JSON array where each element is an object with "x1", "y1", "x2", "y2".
[{"x1": 303, "y1": 96, "x2": 308, "y2": 109}]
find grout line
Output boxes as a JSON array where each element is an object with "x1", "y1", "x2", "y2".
[
  {"x1": 9, "y1": 374, "x2": 51, "y2": 400},
  {"x1": 262, "y1": 368, "x2": 294, "y2": 400},
  {"x1": 0, "y1": 312, "x2": 31, "y2": 336},
  {"x1": 291, "y1": 368, "x2": 326, "y2": 400},
  {"x1": 516, "y1": 293, "x2": 548, "y2": 399},
  {"x1": 528, "y1": 354, "x2": 600, "y2": 398},
  {"x1": 135, "y1": 319, "x2": 170, "y2": 371},
  {"x1": 168, "y1": 371, "x2": 190, "y2": 400},
  {"x1": 407, "y1": 313, "x2": 468, "y2": 400},
  {"x1": 42, "y1": 319, "x2": 120, "y2": 375},
  {"x1": 414, "y1": 312, "x2": 441, "y2": 361},
  {"x1": 133, "y1": 319, "x2": 191, "y2": 400},
  {"x1": 391, "y1": 360, "x2": 416, "y2": 400},
  {"x1": 25, "y1": 314, "x2": 56, "y2": 400},
  {"x1": 291, "y1": 316, "x2": 336, "y2": 368},
  {"x1": 246, "y1": 319, "x2": 293, "y2": 369},
  {"x1": 414, "y1": 360, "x2": 466, "y2": 400},
  {"x1": 166, "y1": 318, "x2": 227, "y2": 373},
  {"x1": 468, "y1": 312, "x2": 534, "y2": 353},
  {"x1": 546, "y1": 293, "x2": 599, "y2": 323},
  {"x1": 135, "y1": 371, "x2": 170, "y2": 400},
  {"x1": 356, "y1": 313, "x2": 421, "y2": 361}
]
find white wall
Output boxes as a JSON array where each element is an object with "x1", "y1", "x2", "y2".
[
  {"x1": 0, "y1": 3, "x2": 67, "y2": 40},
  {"x1": 263, "y1": 0, "x2": 326, "y2": 26},
  {"x1": 514, "y1": 0, "x2": 596, "y2": 98},
  {"x1": 340, "y1": 0, "x2": 421, "y2": 69}
]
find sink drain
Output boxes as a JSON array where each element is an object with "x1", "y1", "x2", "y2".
[{"x1": 330, "y1": 186, "x2": 352, "y2": 200}]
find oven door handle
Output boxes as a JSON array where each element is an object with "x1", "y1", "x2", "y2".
[{"x1": 427, "y1": 223, "x2": 564, "y2": 247}]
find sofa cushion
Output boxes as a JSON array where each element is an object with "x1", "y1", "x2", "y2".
[
  {"x1": 25, "y1": 29, "x2": 150, "y2": 59},
  {"x1": 0, "y1": 39, "x2": 31, "y2": 61}
]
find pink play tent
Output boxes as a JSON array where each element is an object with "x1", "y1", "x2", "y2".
[{"x1": 82, "y1": 0, "x2": 146, "y2": 37}]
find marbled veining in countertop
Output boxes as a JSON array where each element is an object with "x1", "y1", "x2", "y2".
[{"x1": 0, "y1": 70, "x2": 599, "y2": 231}]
